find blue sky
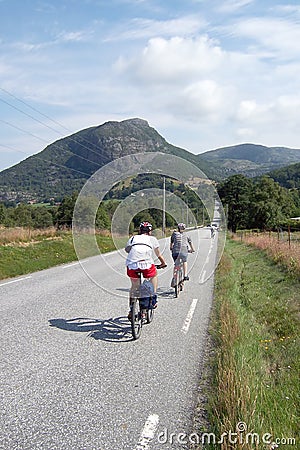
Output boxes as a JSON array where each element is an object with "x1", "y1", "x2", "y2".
[{"x1": 1, "y1": 0, "x2": 300, "y2": 171}]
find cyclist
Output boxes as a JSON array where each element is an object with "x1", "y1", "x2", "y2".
[
  {"x1": 125, "y1": 221, "x2": 166, "y2": 318},
  {"x1": 170, "y1": 223, "x2": 195, "y2": 281}
]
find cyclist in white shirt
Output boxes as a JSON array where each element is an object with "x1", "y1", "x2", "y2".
[{"x1": 125, "y1": 221, "x2": 166, "y2": 317}]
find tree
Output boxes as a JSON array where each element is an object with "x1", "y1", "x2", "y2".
[
  {"x1": 96, "y1": 205, "x2": 111, "y2": 230},
  {"x1": 250, "y1": 177, "x2": 296, "y2": 229},
  {"x1": 56, "y1": 192, "x2": 78, "y2": 228},
  {"x1": 31, "y1": 207, "x2": 54, "y2": 229},
  {"x1": 13, "y1": 204, "x2": 33, "y2": 228},
  {"x1": 0, "y1": 203, "x2": 6, "y2": 225},
  {"x1": 217, "y1": 175, "x2": 253, "y2": 232}
]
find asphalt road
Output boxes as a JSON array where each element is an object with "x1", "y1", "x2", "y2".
[{"x1": 0, "y1": 227, "x2": 220, "y2": 450}]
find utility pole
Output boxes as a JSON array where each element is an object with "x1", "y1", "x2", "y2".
[{"x1": 186, "y1": 200, "x2": 188, "y2": 227}]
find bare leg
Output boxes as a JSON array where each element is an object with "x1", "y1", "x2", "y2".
[
  {"x1": 183, "y1": 261, "x2": 188, "y2": 278},
  {"x1": 149, "y1": 274, "x2": 158, "y2": 293},
  {"x1": 129, "y1": 278, "x2": 140, "y2": 305}
]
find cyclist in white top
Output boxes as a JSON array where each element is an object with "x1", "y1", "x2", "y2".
[{"x1": 125, "y1": 221, "x2": 166, "y2": 315}]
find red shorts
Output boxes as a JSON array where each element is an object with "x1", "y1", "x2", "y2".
[{"x1": 127, "y1": 264, "x2": 157, "y2": 279}]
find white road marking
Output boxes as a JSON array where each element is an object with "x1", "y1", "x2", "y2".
[
  {"x1": 200, "y1": 270, "x2": 207, "y2": 284},
  {"x1": 181, "y1": 298, "x2": 198, "y2": 334},
  {"x1": 62, "y1": 262, "x2": 80, "y2": 269},
  {"x1": 198, "y1": 240, "x2": 214, "y2": 284},
  {"x1": 0, "y1": 276, "x2": 32, "y2": 287},
  {"x1": 134, "y1": 414, "x2": 159, "y2": 450}
]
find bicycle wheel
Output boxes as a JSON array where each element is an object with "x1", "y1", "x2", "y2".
[
  {"x1": 146, "y1": 303, "x2": 154, "y2": 323},
  {"x1": 131, "y1": 299, "x2": 142, "y2": 340},
  {"x1": 174, "y1": 268, "x2": 179, "y2": 298},
  {"x1": 179, "y1": 267, "x2": 184, "y2": 292}
]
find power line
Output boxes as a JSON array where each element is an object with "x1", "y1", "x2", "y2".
[
  {"x1": 0, "y1": 117, "x2": 104, "y2": 170},
  {"x1": 0, "y1": 87, "x2": 113, "y2": 167},
  {"x1": 0, "y1": 137, "x2": 94, "y2": 179}
]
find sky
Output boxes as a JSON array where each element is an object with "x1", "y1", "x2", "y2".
[{"x1": 1, "y1": 0, "x2": 300, "y2": 171}]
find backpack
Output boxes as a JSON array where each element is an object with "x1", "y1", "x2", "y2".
[{"x1": 139, "y1": 280, "x2": 157, "y2": 309}]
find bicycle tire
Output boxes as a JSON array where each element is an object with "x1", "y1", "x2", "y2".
[
  {"x1": 174, "y1": 268, "x2": 179, "y2": 297},
  {"x1": 131, "y1": 299, "x2": 142, "y2": 340},
  {"x1": 146, "y1": 307, "x2": 154, "y2": 324},
  {"x1": 179, "y1": 267, "x2": 184, "y2": 292}
]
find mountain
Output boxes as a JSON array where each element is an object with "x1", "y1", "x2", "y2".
[
  {"x1": 2, "y1": 120, "x2": 300, "y2": 203},
  {"x1": 267, "y1": 162, "x2": 300, "y2": 190},
  {"x1": 0, "y1": 118, "x2": 221, "y2": 202},
  {"x1": 200, "y1": 143, "x2": 300, "y2": 178}
]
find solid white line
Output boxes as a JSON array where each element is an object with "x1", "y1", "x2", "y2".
[
  {"x1": 134, "y1": 414, "x2": 159, "y2": 450},
  {"x1": 0, "y1": 276, "x2": 32, "y2": 287},
  {"x1": 181, "y1": 299, "x2": 198, "y2": 334},
  {"x1": 62, "y1": 262, "x2": 80, "y2": 269}
]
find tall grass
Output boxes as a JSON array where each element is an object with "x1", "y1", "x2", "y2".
[
  {"x1": 0, "y1": 226, "x2": 58, "y2": 245},
  {"x1": 205, "y1": 239, "x2": 299, "y2": 449},
  {"x1": 233, "y1": 232, "x2": 300, "y2": 277},
  {"x1": 0, "y1": 227, "x2": 116, "y2": 279}
]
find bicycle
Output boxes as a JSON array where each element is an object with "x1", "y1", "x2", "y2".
[
  {"x1": 129, "y1": 264, "x2": 166, "y2": 340},
  {"x1": 171, "y1": 256, "x2": 185, "y2": 298}
]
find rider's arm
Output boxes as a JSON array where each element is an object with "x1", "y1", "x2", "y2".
[
  {"x1": 170, "y1": 232, "x2": 175, "y2": 250},
  {"x1": 154, "y1": 246, "x2": 166, "y2": 266},
  {"x1": 125, "y1": 236, "x2": 134, "y2": 253},
  {"x1": 188, "y1": 236, "x2": 195, "y2": 252}
]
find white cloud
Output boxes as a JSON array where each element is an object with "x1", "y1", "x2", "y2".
[
  {"x1": 167, "y1": 80, "x2": 235, "y2": 122},
  {"x1": 217, "y1": 0, "x2": 255, "y2": 13},
  {"x1": 116, "y1": 36, "x2": 225, "y2": 84},
  {"x1": 105, "y1": 15, "x2": 207, "y2": 41},
  {"x1": 56, "y1": 29, "x2": 93, "y2": 43},
  {"x1": 232, "y1": 17, "x2": 300, "y2": 59},
  {"x1": 235, "y1": 94, "x2": 300, "y2": 146}
]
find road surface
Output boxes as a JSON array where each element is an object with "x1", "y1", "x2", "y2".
[{"x1": 0, "y1": 226, "x2": 220, "y2": 450}]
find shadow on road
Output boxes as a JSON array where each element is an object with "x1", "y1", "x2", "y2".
[{"x1": 48, "y1": 316, "x2": 133, "y2": 342}]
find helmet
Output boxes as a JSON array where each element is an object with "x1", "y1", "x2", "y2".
[
  {"x1": 139, "y1": 221, "x2": 153, "y2": 233},
  {"x1": 177, "y1": 222, "x2": 186, "y2": 230}
]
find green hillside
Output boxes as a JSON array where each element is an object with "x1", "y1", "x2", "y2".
[
  {"x1": 0, "y1": 118, "x2": 221, "y2": 202},
  {"x1": 267, "y1": 162, "x2": 300, "y2": 189},
  {"x1": 200, "y1": 143, "x2": 300, "y2": 177}
]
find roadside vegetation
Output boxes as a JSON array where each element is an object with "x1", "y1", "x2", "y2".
[
  {"x1": 0, "y1": 228, "x2": 115, "y2": 280},
  {"x1": 233, "y1": 231, "x2": 300, "y2": 278},
  {"x1": 205, "y1": 239, "x2": 299, "y2": 449}
]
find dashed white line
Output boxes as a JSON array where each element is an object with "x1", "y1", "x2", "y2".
[
  {"x1": 134, "y1": 414, "x2": 159, "y2": 450},
  {"x1": 181, "y1": 298, "x2": 198, "y2": 334},
  {"x1": 200, "y1": 270, "x2": 207, "y2": 284},
  {"x1": 0, "y1": 276, "x2": 32, "y2": 287}
]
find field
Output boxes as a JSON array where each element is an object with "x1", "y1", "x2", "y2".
[
  {"x1": 204, "y1": 239, "x2": 299, "y2": 449},
  {"x1": 0, "y1": 227, "x2": 115, "y2": 280},
  {"x1": 233, "y1": 231, "x2": 300, "y2": 278}
]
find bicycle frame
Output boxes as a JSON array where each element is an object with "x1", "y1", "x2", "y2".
[
  {"x1": 172, "y1": 257, "x2": 184, "y2": 298},
  {"x1": 129, "y1": 271, "x2": 154, "y2": 340}
]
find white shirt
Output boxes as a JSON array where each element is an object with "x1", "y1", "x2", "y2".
[{"x1": 125, "y1": 234, "x2": 159, "y2": 270}]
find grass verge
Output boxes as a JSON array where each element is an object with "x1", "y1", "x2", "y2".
[
  {"x1": 0, "y1": 231, "x2": 116, "y2": 280},
  {"x1": 204, "y1": 239, "x2": 299, "y2": 449}
]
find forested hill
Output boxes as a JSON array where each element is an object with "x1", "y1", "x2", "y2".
[
  {"x1": 0, "y1": 118, "x2": 220, "y2": 202},
  {"x1": 267, "y1": 162, "x2": 300, "y2": 189},
  {"x1": 1, "y1": 117, "x2": 300, "y2": 203},
  {"x1": 200, "y1": 143, "x2": 300, "y2": 177}
]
